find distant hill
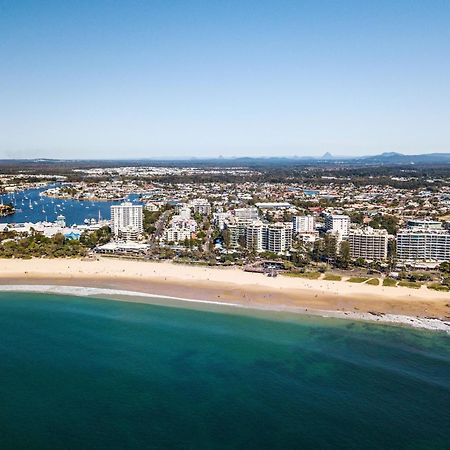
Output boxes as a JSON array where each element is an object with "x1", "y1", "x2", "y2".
[
  {"x1": 357, "y1": 152, "x2": 450, "y2": 164},
  {"x1": 1, "y1": 152, "x2": 450, "y2": 168}
]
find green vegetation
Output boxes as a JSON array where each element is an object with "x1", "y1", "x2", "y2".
[
  {"x1": 143, "y1": 209, "x2": 162, "y2": 234},
  {"x1": 366, "y1": 278, "x2": 380, "y2": 286},
  {"x1": 312, "y1": 234, "x2": 337, "y2": 264},
  {"x1": 0, "y1": 226, "x2": 112, "y2": 258},
  {"x1": 60, "y1": 186, "x2": 79, "y2": 197},
  {"x1": 79, "y1": 226, "x2": 111, "y2": 248},
  {"x1": 399, "y1": 271, "x2": 432, "y2": 282},
  {"x1": 347, "y1": 277, "x2": 369, "y2": 283},
  {"x1": 283, "y1": 271, "x2": 321, "y2": 279},
  {"x1": 398, "y1": 280, "x2": 422, "y2": 289},
  {"x1": 323, "y1": 273, "x2": 342, "y2": 281},
  {"x1": 382, "y1": 278, "x2": 397, "y2": 287},
  {"x1": 427, "y1": 283, "x2": 450, "y2": 292},
  {"x1": 0, "y1": 232, "x2": 87, "y2": 258},
  {"x1": 369, "y1": 214, "x2": 399, "y2": 235},
  {"x1": 439, "y1": 262, "x2": 450, "y2": 274}
]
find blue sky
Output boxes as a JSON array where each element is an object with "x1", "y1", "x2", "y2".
[{"x1": 1, "y1": 0, "x2": 449, "y2": 159}]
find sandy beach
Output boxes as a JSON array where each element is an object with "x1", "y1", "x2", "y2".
[{"x1": 0, "y1": 257, "x2": 449, "y2": 331}]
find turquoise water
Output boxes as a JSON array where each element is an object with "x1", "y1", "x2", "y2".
[{"x1": 0, "y1": 293, "x2": 449, "y2": 449}]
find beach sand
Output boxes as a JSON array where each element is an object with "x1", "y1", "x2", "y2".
[{"x1": 0, "y1": 257, "x2": 449, "y2": 331}]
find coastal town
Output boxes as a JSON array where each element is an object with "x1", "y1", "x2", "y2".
[{"x1": 1, "y1": 162, "x2": 450, "y2": 292}]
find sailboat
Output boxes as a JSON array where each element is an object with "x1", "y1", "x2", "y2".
[{"x1": 29, "y1": 199, "x2": 33, "y2": 209}]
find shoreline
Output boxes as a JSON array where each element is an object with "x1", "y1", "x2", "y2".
[
  {"x1": 0, "y1": 283, "x2": 449, "y2": 333},
  {"x1": 0, "y1": 257, "x2": 449, "y2": 332}
]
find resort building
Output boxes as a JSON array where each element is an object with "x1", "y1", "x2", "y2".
[
  {"x1": 406, "y1": 219, "x2": 442, "y2": 230},
  {"x1": 163, "y1": 208, "x2": 197, "y2": 244},
  {"x1": 255, "y1": 202, "x2": 291, "y2": 210},
  {"x1": 223, "y1": 222, "x2": 240, "y2": 249},
  {"x1": 347, "y1": 227, "x2": 388, "y2": 260},
  {"x1": 396, "y1": 228, "x2": 450, "y2": 264},
  {"x1": 243, "y1": 221, "x2": 293, "y2": 254},
  {"x1": 292, "y1": 215, "x2": 315, "y2": 233},
  {"x1": 245, "y1": 220, "x2": 266, "y2": 252},
  {"x1": 189, "y1": 198, "x2": 211, "y2": 216},
  {"x1": 325, "y1": 214, "x2": 350, "y2": 236},
  {"x1": 234, "y1": 207, "x2": 259, "y2": 221},
  {"x1": 266, "y1": 222, "x2": 293, "y2": 254},
  {"x1": 213, "y1": 212, "x2": 229, "y2": 230},
  {"x1": 110, "y1": 202, "x2": 143, "y2": 241}
]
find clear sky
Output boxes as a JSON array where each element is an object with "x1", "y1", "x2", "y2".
[{"x1": 1, "y1": 0, "x2": 449, "y2": 159}]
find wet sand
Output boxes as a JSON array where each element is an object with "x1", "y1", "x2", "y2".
[{"x1": 0, "y1": 258, "x2": 449, "y2": 326}]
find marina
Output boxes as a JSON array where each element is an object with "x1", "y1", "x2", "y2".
[{"x1": 0, "y1": 184, "x2": 142, "y2": 226}]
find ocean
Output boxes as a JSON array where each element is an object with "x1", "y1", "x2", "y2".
[{"x1": 0, "y1": 292, "x2": 449, "y2": 449}]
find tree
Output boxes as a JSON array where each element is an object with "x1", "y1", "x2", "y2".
[
  {"x1": 222, "y1": 228, "x2": 231, "y2": 251},
  {"x1": 337, "y1": 240, "x2": 351, "y2": 269},
  {"x1": 439, "y1": 261, "x2": 450, "y2": 274},
  {"x1": 323, "y1": 234, "x2": 337, "y2": 263},
  {"x1": 80, "y1": 226, "x2": 111, "y2": 248},
  {"x1": 370, "y1": 214, "x2": 399, "y2": 235},
  {"x1": 387, "y1": 239, "x2": 397, "y2": 270},
  {"x1": 311, "y1": 239, "x2": 323, "y2": 262}
]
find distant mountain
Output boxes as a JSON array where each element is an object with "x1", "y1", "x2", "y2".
[
  {"x1": 358, "y1": 152, "x2": 450, "y2": 164},
  {"x1": 1, "y1": 152, "x2": 450, "y2": 167}
]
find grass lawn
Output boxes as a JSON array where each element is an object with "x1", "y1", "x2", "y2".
[
  {"x1": 382, "y1": 278, "x2": 397, "y2": 287},
  {"x1": 347, "y1": 276, "x2": 369, "y2": 283},
  {"x1": 398, "y1": 280, "x2": 422, "y2": 289},
  {"x1": 366, "y1": 278, "x2": 380, "y2": 286},
  {"x1": 323, "y1": 273, "x2": 342, "y2": 281},
  {"x1": 427, "y1": 283, "x2": 450, "y2": 292},
  {"x1": 283, "y1": 271, "x2": 321, "y2": 279}
]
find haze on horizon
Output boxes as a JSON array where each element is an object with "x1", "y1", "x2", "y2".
[{"x1": 1, "y1": 0, "x2": 449, "y2": 160}]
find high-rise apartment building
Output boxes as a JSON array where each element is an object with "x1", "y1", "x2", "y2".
[
  {"x1": 292, "y1": 215, "x2": 315, "y2": 233},
  {"x1": 266, "y1": 222, "x2": 293, "y2": 254},
  {"x1": 396, "y1": 228, "x2": 450, "y2": 263},
  {"x1": 111, "y1": 202, "x2": 143, "y2": 241},
  {"x1": 347, "y1": 227, "x2": 388, "y2": 260},
  {"x1": 325, "y1": 214, "x2": 350, "y2": 235}
]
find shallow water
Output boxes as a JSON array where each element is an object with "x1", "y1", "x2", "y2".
[{"x1": 0, "y1": 292, "x2": 449, "y2": 449}]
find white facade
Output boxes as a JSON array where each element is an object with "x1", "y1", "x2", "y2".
[
  {"x1": 189, "y1": 198, "x2": 211, "y2": 215},
  {"x1": 213, "y1": 212, "x2": 229, "y2": 230},
  {"x1": 347, "y1": 227, "x2": 388, "y2": 260},
  {"x1": 397, "y1": 229, "x2": 450, "y2": 263},
  {"x1": 406, "y1": 219, "x2": 442, "y2": 230},
  {"x1": 245, "y1": 220, "x2": 265, "y2": 252},
  {"x1": 224, "y1": 222, "x2": 240, "y2": 248},
  {"x1": 255, "y1": 202, "x2": 291, "y2": 210},
  {"x1": 163, "y1": 209, "x2": 197, "y2": 244},
  {"x1": 325, "y1": 214, "x2": 350, "y2": 235},
  {"x1": 292, "y1": 215, "x2": 315, "y2": 233},
  {"x1": 164, "y1": 226, "x2": 193, "y2": 243},
  {"x1": 267, "y1": 222, "x2": 293, "y2": 254},
  {"x1": 234, "y1": 207, "x2": 259, "y2": 221},
  {"x1": 110, "y1": 202, "x2": 144, "y2": 241}
]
